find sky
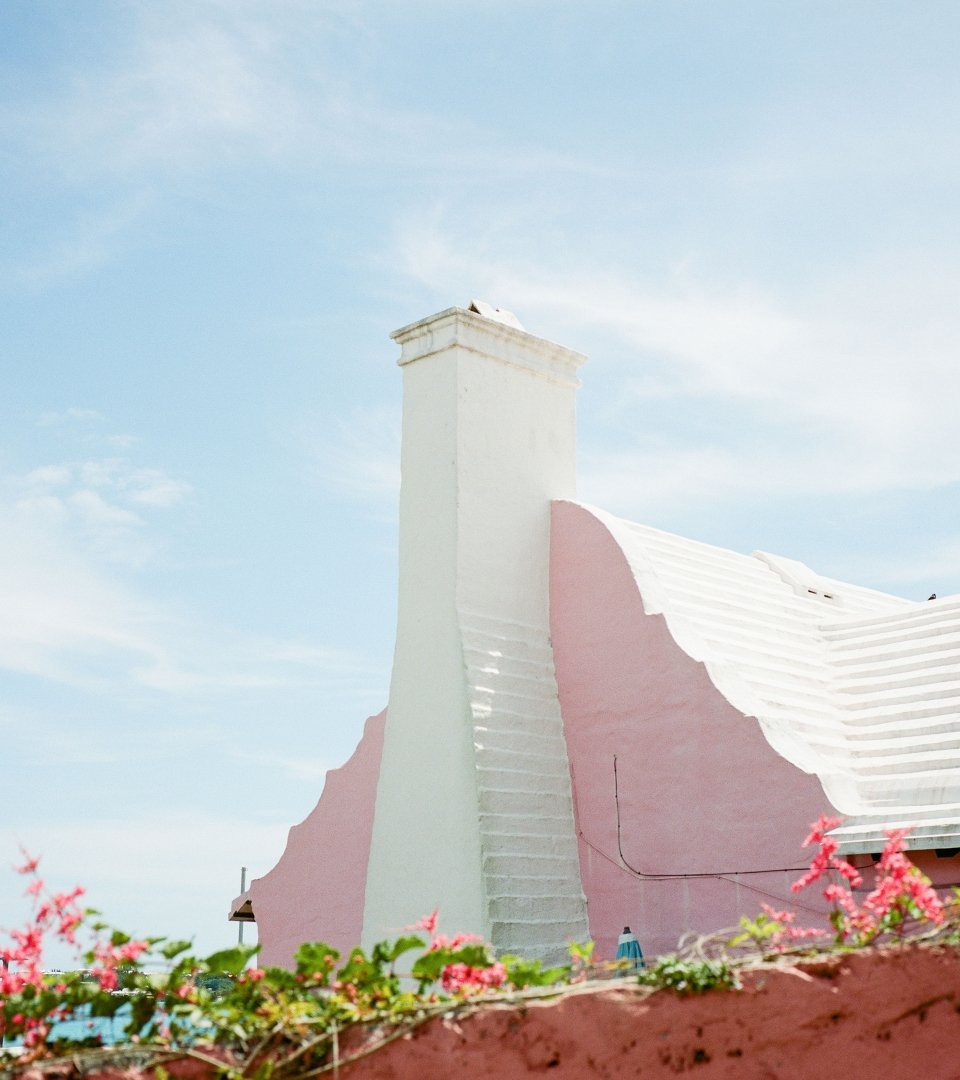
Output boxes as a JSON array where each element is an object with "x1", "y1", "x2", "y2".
[{"x1": 2, "y1": 0, "x2": 960, "y2": 966}]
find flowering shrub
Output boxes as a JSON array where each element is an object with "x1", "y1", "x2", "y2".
[
  {"x1": 732, "y1": 815, "x2": 948, "y2": 954},
  {"x1": 3, "y1": 818, "x2": 957, "y2": 1074},
  {"x1": 0, "y1": 851, "x2": 152, "y2": 1053},
  {"x1": 792, "y1": 815, "x2": 945, "y2": 945},
  {"x1": 0, "y1": 855, "x2": 575, "y2": 1074}
]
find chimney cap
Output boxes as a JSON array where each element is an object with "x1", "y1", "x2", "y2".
[
  {"x1": 391, "y1": 305, "x2": 587, "y2": 385},
  {"x1": 467, "y1": 299, "x2": 524, "y2": 331}
]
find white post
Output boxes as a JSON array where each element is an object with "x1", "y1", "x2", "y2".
[{"x1": 238, "y1": 866, "x2": 247, "y2": 946}]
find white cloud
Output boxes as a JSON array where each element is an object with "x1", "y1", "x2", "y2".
[
  {"x1": 390, "y1": 215, "x2": 960, "y2": 509},
  {"x1": 69, "y1": 488, "x2": 143, "y2": 528},
  {"x1": 0, "y1": 446, "x2": 374, "y2": 697},
  {"x1": 0, "y1": 812, "x2": 290, "y2": 965},
  {"x1": 17, "y1": 194, "x2": 154, "y2": 285},
  {"x1": 0, "y1": 515, "x2": 160, "y2": 686},
  {"x1": 105, "y1": 433, "x2": 141, "y2": 449},
  {"x1": 0, "y1": 509, "x2": 375, "y2": 696},
  {"x1": 22, "y1": 464, "x2": 72, "y2": 487},
  {"x1": 258, "y1": 640, "x2": 373, "y2": 672},
  {"x1": 37, "y1": 408, "x2": 104, "y2": 426},
  {"x1": 8, "y1": 3, "x2": 598, "y2": 211},
  {"x1": 229, "y1": 748, "x2": 337, "y2": 784},
  {"x1": 823, "y1": 538, "x2": 960, "y2": 599},
  {"x1": 307, "y1": 403, "x2": 401, "y2": 510},
  {"x1": 13, "y1": 456, "x2": 188, "y2": 568}
]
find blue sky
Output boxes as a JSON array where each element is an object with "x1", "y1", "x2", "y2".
[{"x1": 3, "y1": 0, "x2": 959, "y2": 964}]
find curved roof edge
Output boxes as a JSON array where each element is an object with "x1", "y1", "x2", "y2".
[{"x1": 557, "y1": 502, "x2": 960, "y2": 850}]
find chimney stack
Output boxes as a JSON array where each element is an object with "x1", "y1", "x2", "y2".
[{"x1": 361, "y1": 304, "x2": 589, "y2": 960}]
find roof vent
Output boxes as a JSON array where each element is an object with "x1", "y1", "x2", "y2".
[
  {"x1": 468, "y1": 299, "x2": 524, "y2": 331},
  {"x1": 753, "y1": 551, "x2": 842, "y2": 604}
]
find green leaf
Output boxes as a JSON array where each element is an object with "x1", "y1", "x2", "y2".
[
  {"x1": 372, "y1": 934, "x2": 424, "y2": 965},
  {"x1": 294, "y1": 941, "x2": 340, "y2": 980},
  {"x1": 204, "y1": 944, "x2": 260, "y2": 976},
  {"x1": 126, "y1": 993, "x2": 158, "y2": 1036},
  {"x1": 160, "y1": 939, "x2": 194, "y2": 960},
  {"x1": 336, "y1": 947, "x2": 377, "y2": 985},
  {"x1": 501, "y1": 955, "x2": 567, "y2": 988},
  {"x1": 451, "y1": 943, "x2": 492, "y2": 967},
  {"x1": 568, "y1": 940, "x2": 595, "y2": 964},
  {"x1": 89, "y1": 993, "x2": 127, "y2": 1018},
  {"x1": 409, "y1": 943, "x2": 495, "y2": 983}
]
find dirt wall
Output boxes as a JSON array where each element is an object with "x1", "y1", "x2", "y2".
[
  {"x1": 339, "y1": 946, "x2": 960, "y2": 1079},
  {"x1": 15, "y1": 946, "x2": 960, "y2": 1080}
]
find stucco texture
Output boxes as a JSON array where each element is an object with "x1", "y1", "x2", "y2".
[
  {"x1": 549, "y1": 501, "x2": 830, "y2": 959},
  {"x1": 249, "y1": 710, "x2": 385, "y2": 968}
]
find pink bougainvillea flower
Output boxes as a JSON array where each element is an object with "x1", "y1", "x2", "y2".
[
  {"x1": 410, "y1": 909, "x2": 439, "y2": 936},
  {"x1": 15, "y1": 851, "x2": 41, "y2": 875},
  {"x1": 791, "y1": 816, "x2": 946, "y2": 945},
  {"x1": 118, "y1": 939, "x2": 149, "y2": 961},
  {"x1": 801, "y1": 815, "x2": 842, "y2": 849},
  {"x1": 94, "y1": 967, "x2": 119, "y2": 992},
  {"x1": 759, "y1": 904, "x2": 795, "y2": 924},
  {"x1": 427, "y1": 930, "x2": 483, "y2": 953},
  {"x1": 440, "y1": 960, "x2": 507, "y2": 994}
]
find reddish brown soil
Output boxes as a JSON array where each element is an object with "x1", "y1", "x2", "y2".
[
  {"x1": 338, "y1": 947, "x2": 960, "y2": 1079},
  {"x1": 14, "y1": 947, "x2": 960, "y2": 1080}
]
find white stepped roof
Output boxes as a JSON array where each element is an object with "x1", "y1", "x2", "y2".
[{"x1": 581, "y1": 503, "x2": 960, "y2": 852}]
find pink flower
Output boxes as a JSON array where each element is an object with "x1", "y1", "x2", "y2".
[
  {"x1": 440, "y1": 960, "x2": 507, "y2": 994},
  {"x1": 760, "y1": 904, "x2": 795, "y2": 924},
  {"x1": 411, "y1": 909, "x2": 439, "y2": 935},
  {"x1": 93, "y1": 966, "x2": 118, "y2": 991},
  {"x1": 801, "y1": 815, "x2": 842, "y2": 849},
  {"x1": 118, "y1": 939, "x2": 149, "y2": 961},
  {"x1": 15, "y1": 851, "x2": 40, "y2": 875},
  {"x1": 427, "y1": 930, "x2": 483, "y2": 952},
  {"x1": 792, "y1": 818, "x2": 947, "y2": 944}
]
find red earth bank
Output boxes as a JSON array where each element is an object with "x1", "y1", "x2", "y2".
[
  {"x1": 15, "y1": 946, "x2": 960, "y2": 1080},
  {"x1": 336, "y1": 947, "x2": 960, "y2": 1079}
]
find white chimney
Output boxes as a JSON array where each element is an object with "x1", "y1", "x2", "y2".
[{"x1": 361, "y1": 304, "x2": 589, "y2": 961}]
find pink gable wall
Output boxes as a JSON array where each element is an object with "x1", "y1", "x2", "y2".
[
  {"x1": 550, "y1": 502, "x2": 830, "y2": 960},
  {"x1": 250, "y1": 710, "x2": 386, "y2": 968}
]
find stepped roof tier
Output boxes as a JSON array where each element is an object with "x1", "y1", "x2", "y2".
[{"x1": 583, "y1": 502, "x2": 960, "y2": 853}]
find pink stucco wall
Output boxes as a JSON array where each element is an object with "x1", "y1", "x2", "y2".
[
  {"x1": 250, "y1": 710, "x2": 385, "y2": 968},
  {"x1": 550, "y1": 501, "x2": 830, "y2": 960}
]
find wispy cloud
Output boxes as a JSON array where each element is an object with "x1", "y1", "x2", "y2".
[
  {"x1": 306, "y1": 403, "x2": 400, "y2": 511},
  {"x1": 0, "y1": 812, "x2": 291, "y2": 962},
  {"x1": 17, "y1": 194, "x2": 155, "y2": 285},
  {"x1": 0, "y1": 442, "x2": 374, "y2": 697},
  {"x1": 14, "y1": 455, "x2": 190, "y2": 567},
  {"x1": 7, "y1": 1, "x2": 584, "y2": 181},
  {"x1": 37, "y1": 408, "x2": 104, "y2": 426},
  {"x1": 823, "y1": 537, "x2": 960, "y2": 599},
  {"x1": 390, "y1": 214, "x2": 960, "y2": 513},
  {"x1": 229, "y1": 748, "x2": 337, "y2": 784},
  {"x1": 4, "y1": 2, "x2": 605, "y2": 285}
]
